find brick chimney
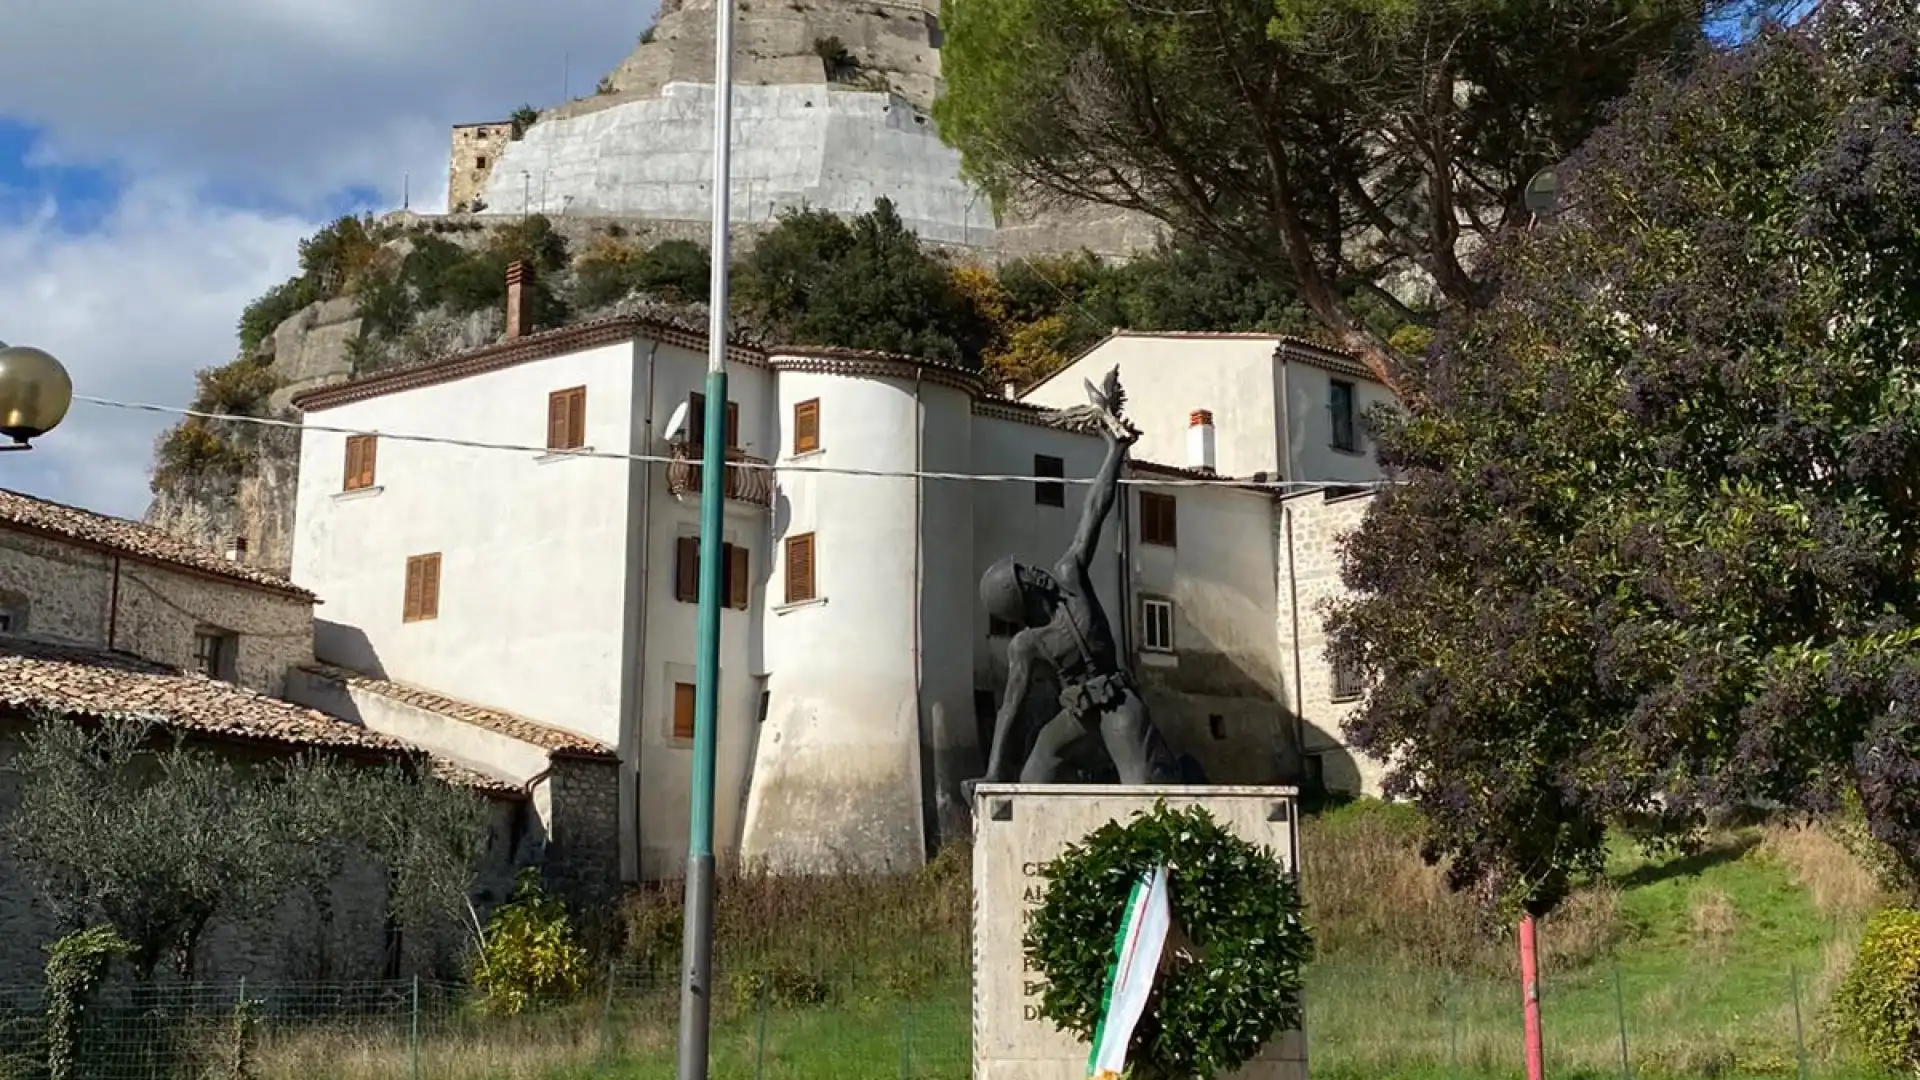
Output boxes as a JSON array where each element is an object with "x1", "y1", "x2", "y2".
[
  {"x1": 1187, "y1": 409, "x2": 1216, "y2": 474},
  {"x1": 505, "y1": 260, "x2": 533, "y2": 339}
]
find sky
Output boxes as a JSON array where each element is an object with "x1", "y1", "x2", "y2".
[{"x1": 0, "y1": 0, "x2": 654, "y2": 520}]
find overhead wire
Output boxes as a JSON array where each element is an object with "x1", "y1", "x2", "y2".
[{"x1": 74, "y1": 394, "x2": 1398, "y2": 493}]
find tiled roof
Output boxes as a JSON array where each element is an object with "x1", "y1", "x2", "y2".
[
  {"x1": 0, "y1": 489, "x2": 317, "y2": 601},
  {"x1": 1130, "y1": 459, "x2": 1278, "y2": 495},
  {"x1": 300, "y1": 663, "x2": 616, "y2": 760},
  {"x1": 0, "y1": 637, "x2": 517, "y2": 795}
]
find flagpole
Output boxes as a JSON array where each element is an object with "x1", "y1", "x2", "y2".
[{"x1": 676, "y1": 0, "x2": 736, "y2": 1074}]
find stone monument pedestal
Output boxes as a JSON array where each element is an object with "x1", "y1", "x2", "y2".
[{"x1": 970, "y1": 784, "x2": 1310, "y2": 1080}]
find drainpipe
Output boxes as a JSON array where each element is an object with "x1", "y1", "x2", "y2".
[
  {"x1": 107, "y1": 555, "x2": 122, "y2": 650},
  {"x1": 618, "y1": 339, "x2": 661, "y2": 883},
  {"x1": 1277, "y1": 348, "x2": 1296, "y2": 485},
  {"x1": 1284, "y1": 503, "x2": 1308, "y2": 783},
  {"x1": 911, "y1": 369, "x2": 932, "y2": 851}
]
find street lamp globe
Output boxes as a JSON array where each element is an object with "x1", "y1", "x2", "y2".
[{"x1": 0, "y1": 341, "x2": 75, "y2": 450}]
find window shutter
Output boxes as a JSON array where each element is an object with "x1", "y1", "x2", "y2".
[
  {"x1": 422, "y1": 554, "x2": 441, "y2": 619},
  {"x1": 728, "y1": 544, "x2": 750, "y2": 609},
  {"x1": 675, "y1": 536, "x2": 700, "y2": 603},
  {"x1": 689, "y1": 392, "x2": 707, "y2": 446},
  {"x1": 569, "y1": 387, "x2": 587, "y2": 448},
  {"x1": 673, "y1": 682, "x2": 697, "y2": 740},
  {"x1": 1161, "y1": 495, "x2": 1177, "y2": 546},
  {"x1": 726, "y1": 400, "x2": 740, "y2": 449},
  {"x1": 794, "y1": 399, "x2": 820, "y2": 453},
  {"x1": 403, "y1": 558, "x2": 422, "y2": 621},
  {"x1": 360, "y1": 435, "x2": 377, "y2": 488},
  {"x1": 785, "y1": 533, "x2": 815, "y2": 604},
  {"x1": 343, "y1": 438, "x2": 359, "y2": 490},
  {"x1": 547, "y1": 391, "x2": 569, "y2": 449}
]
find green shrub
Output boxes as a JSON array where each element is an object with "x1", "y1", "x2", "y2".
[
  {"x1": 472, "y1": 868, "x2": 591, "y2": 1015},
  {"x1": 1834, "y1": 906, "x2": 1920, "y2": 1071},
  {"x1": 237, "y1": 276, "x2": 318, "y2": 354},
  {"x1": 43, "y1": 926, "x2": 129, "y2": 1080}
]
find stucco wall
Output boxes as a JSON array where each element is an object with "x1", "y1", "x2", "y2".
[
  {"x1": 1126, "y1": 478, "x2": 1293, "y2": 783},
  {"x1": 1281, "y1": 361, "x2": 1398, "y2": 486},
  {"x1": 292, "y1": 340, "x2": 641, "y2": 748},
  {"x1": 0, "y1": 721, "x2": 526, "y2": 986},
  {"x1": 0, "y1": 528, "x2": 314, "y2": 696},
  {"x1": 1275, "y1": 490, "x2": 1384, "y2": 796},
  {"x1": 1022, "y1": 336, "x2": 1285, "y2": 479}
]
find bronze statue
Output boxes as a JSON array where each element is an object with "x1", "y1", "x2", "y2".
[{"x1": 970, "y1": 368, "x2": 1182, "y2": 793}]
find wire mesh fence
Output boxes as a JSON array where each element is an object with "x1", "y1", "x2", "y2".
[{"x1": 0, "y1": 958, "x2": 1864, "y2": 1080}]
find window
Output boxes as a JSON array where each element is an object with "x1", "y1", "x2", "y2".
[
  {"x1": 1138, "y1": 491, "x2": 1178, "y2": 547},
  {"x1": 193, "y1": 629, "x2": 237, "y2": 681},
  {"x1": 1329, "y1": 379, "x2": 1358, "y2": 453},
  {"x1": 547, "y1": 385, "x2": 587, "y2": 451},
  {"x1": 793, "y1": 398, "x2": 821, "y2": 454},
  {"x1": 0, "y1": 609, "x2": 17, "y2": 634},
  {"x1": 1033, "y1": 454, "x2": 1065, "y2": 507},
  {"x1": 673, "y1": 536, "x2": 751, "y2": 610},
  {"x1": 475, "y1": 155, "x2": 489, "y2": 169},
  {"x1": 1208, "y1": 714, "x2": 1226, "y2": 740},
  {"x1": 672, "y1": 681, "x2": 697, "y2": 741},
  {"x1": 988, "y1": 616, "x2": 1022, "y2": 638},
  {"x1": 342, "y1": 434, "x2": 378, "y2": 491},
  {"x1": 1331, "y1": 652, "x2": 1364, "y2": 702},
  {"x1": 688, "y1": 392, "x2": 741, "y2": 449},
  {"x1": 784, "y1": 532, "x2": 817, "y2": 605},
  {"x1": 1141, "y1": 597, "x2": 1175, "y2": 653},
  {"x1": 403, "y1": 553, "x2": 442, "y2": 623}
]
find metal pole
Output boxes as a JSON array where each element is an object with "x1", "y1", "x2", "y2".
[{"x1": 675, "y1": 0, "x2": 735, "y2": 1075}]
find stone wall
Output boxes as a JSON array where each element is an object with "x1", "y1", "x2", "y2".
[
  {"x1": 449, "y1": 122, "x2": 517, "y2": 213},
  {"x1": 540, "y1": 756, "x2": 623, "y2": 911},
  {"x1": 0, "y1": 529, "x2": 314, "y2": 697},
  {"x1": 1274, "y1": 490, "x2": 1384, "y2": 797}
]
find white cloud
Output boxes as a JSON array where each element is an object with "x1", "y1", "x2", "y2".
[
  {"x1": 0, "y1": 0, "x2": 654, "y2": 207},
  {"x1": 0, "y1": 183, "x2": 315, "y2": 519}
]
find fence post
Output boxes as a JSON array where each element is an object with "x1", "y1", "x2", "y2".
[
  {"x1": 409, "y1": 975, "x2": 421, "y2": 1080},
  {"x1": 1790, "y1": 965, "x2": 1810, "y2": 1080},
  {"x1": 1613, "y1": 964, "x2": 1631, "y2": 1080}
]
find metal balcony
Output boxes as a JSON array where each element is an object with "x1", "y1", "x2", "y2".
[{"x1": 665, "y1": 442, "x2": 774, "y2": 508}]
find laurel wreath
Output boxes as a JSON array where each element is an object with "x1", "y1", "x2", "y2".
[{"x1": 1022, "y1": 801, "x2": 1313, "y2": 1080}]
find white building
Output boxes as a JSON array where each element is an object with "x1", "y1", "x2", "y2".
[{"x1": 288, "y1": 274, "x2": 1393, "y2": 881}]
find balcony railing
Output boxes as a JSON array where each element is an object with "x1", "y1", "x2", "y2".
[{"x1": 666, "y1": 443, "x2": 774, "y2": 508}]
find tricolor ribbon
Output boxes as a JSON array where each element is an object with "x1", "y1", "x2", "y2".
[{"x1": 1087, "y1": 864, "x2": 1172, "y2": 1079}]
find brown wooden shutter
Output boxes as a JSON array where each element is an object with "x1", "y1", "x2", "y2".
[
  {"x1": 547, "y1": 390, "x2": 569, "y2": 449},
  {"x1": 672, "y1": 682, "x2": 697, "y2": 740},
  {"x1": 360, "y1": 435, "x2": 377, "y2": 488},
  {"x1": 1140, "y1": 492, "x2": 1178, "y2": 547},
  {"x1": 344, "y1": 435, "x2": 376, "y2": 490},
  {"x1": 793, "y1": 399, "x2": 820, "y2": 454},
  {"x1": 725, "y1": 400, "x2": 740, "y2": 448},
  {"x1": 419, "y1": 554, "x2": 441, "y2": 619},
  {"x1": 403, "y1": 557, "x2": 422, "y2": 621},
  {"x1": 565, "y1": 387, "x2": 586, "y2": 448},
  {"x1": 675, "y1": 536, "x2": 700, "y2": 603},
  {"x1": 728, "y1": 543, "x2": 750, "y2": 609},
  {"x1": 785, "y1": 533, "x2": 815, "y2": 604}
]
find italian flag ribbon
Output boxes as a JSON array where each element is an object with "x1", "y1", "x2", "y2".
[{"x1": 1087, "y1": 864, "x2": 1173, "y2": 1080}]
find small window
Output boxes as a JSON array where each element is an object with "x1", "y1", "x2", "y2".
[
  {"x1": 688, "y1": 392, "x2": 742, "y2": 449},
  {"x1": 0, "y1": 609, "x2": 19, "y2": 634},
  {"x1": 1139, "y1": 491, "x2": 1178, "y2": 547},
  {"x1": 784, "y1": 532, "x2": 817, "y2": 605},
  {"x1": 988, "y1": 616, "x2": 1022, "y2": 637},
  {"x1": 403, "y1": 553, "x2": 442, "y2": 623},
  {"x1": 1330, "y1": 379, "x2": 1358, "y2": 453},
  {"x1": 673, "y1": 537, "x2": 751, "y2": 610},
  {"x1": 1033, "y1": 454, "x2": 1065, "y2": 507},
  {"x1": 547, "y1": 386, "x2": 587, "y2": 451},
  {"x1": 1208, "y1": 714, "x2": 1226, "y2": 740},
  {"x1": 343, "y1": 434, "x2": 378, "y2": 491},
  {"x1": 1331, "y1": 651, "x2": 1364, "y2": 703},
  {"x1": 193, "y1": 628, "x2": 237, "y2": 681},
  {"x1": 672, "y1": 681, "x2": 696, "y2": 741},
  {"x1": 1141, "y1": 598, "x2": 1175, "y2": 653},
  {"x1": 475, "y1": 155, "x2": 489, "y2": 169},
  {"x1": 793, "y1": 399, "x2": 821, "y2": 454}
]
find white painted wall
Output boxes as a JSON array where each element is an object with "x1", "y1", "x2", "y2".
[
  {"x1": 744, "y1": 364, "x2": 931, "y2": 872},
  {"x1": 1023, "y1": 335, "x2": 1284, "y2": 479},
  {"x1": 291, "y1": 340, "x2": 639, "y2": 748},
  {"x1": 1282, "y1": 360, "x2": 1398, "y2": 486},
  {"x1": 483, "y1": 83, "x2": 993, "y2": 246}
]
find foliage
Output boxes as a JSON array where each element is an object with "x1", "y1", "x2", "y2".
[
  {"x1": 471, "y1": 869, "x2": 591, "y2": 1015},
  {"x1": 813, "y1": 36, "x2": 861, "y2": 82},
  {"x1": 738, "y1": 199, "x2": 991, "y2": 365},
  {"x1": 934, "y1": 0, "x2": 1785, "y2": 379},
  {"x1": 1024, "y1": 801, "x2": 1311, "y2": 1080},
  {"x1": 298, "y1": 214, "x2": 389, "y2": 296},
  {"x1": 2, "y1": 716, "x2": 489, "y2": 980},
  {"x1": 572, "y1": 238, "x2": 711, "y2": 310},
  {"x1": 237, "y1": 276, "x2": 319, "y2": 355},
  {"x1": 434, "y1": 215, "x2": 570, "y2": 327},
  {"x1": 509, "y1": 105, "x2": 539, "y2": 140},
  {"x1": 42, "y1": 926, "x2": 129, "y2": 1080},
  {"x1": 1325, "y1": 3, "x2": 1920, "y2": 914},
  {"x1": 150, "y1": 354, "x2": 282, "y2": 488},
  {"x1": 1833, "y1": 907, "x2": 1920, "y2": 1071}
]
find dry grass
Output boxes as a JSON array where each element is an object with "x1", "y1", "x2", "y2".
[
  {"x1": 1759, "y1": 821, "x2": 1887, "y2": 921},
  {"x1": 1688, "y1": 884, "x2": 1739, "y2": 948}
]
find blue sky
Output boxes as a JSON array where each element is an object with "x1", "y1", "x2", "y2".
[{"x1": 0, "y1": 0, "x2": 652, "y2": 519}]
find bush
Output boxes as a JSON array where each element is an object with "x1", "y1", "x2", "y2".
[
  {"x1": 1834, "y1": 906, "x2": 1920, "y2": 1071},
  {"x1": 472, "y1": 868, "x2": 591, "y2": 1015},
  {"x1": 237, "y1": 276, "x2": 318, "y2": 355},
  {"x1": 190, "y1": 356, "x2": 279, "y2": 416},
  {"x1": 43, "y1": 926, "x2": 129, "y2": 1080}
]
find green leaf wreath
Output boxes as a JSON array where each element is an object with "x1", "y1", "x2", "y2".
[{"x1": 1023, "y1": 801, "x2": 1312, "y2": 1080}]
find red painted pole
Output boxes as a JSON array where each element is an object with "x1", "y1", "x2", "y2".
[{"x1": 1520, "y1": 914, "x2": 1544, "y2": 1080}]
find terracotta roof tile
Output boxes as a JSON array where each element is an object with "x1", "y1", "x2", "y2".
[
  {"x1": 0, "y1": 637, "x2": 516, "y2": 795},
  {"x1": 1129, "y1": 459, "x2": 1279, "y2": 495},
  {"x1": 0, "y1": 489, "x2": 317, "y2": 601},
  {"x1": 300, "y1": 663, "x2": 615, "y2": 759}
]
